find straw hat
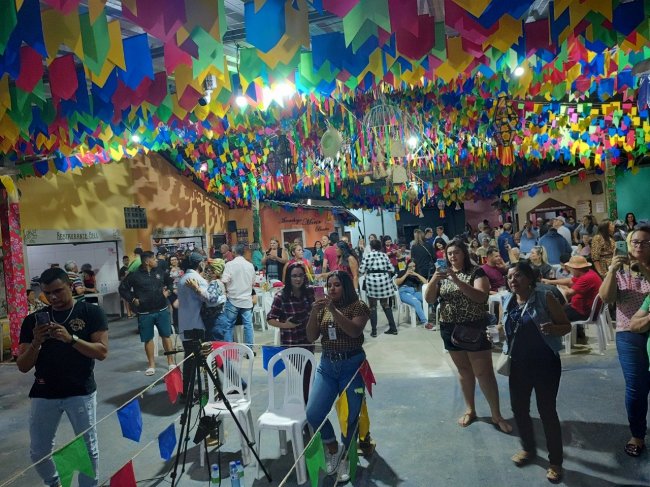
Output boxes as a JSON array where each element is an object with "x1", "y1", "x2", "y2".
[{"x1": 565, "y1": 255, "x2": 592, "y2": 269}]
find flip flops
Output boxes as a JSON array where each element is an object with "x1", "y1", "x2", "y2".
[
  {"x1": 145, "y1": 367, "x2": 155, "y2": 376},
  {"x1": 624, "y1": 442, "x2": 646, "y2": 457}
]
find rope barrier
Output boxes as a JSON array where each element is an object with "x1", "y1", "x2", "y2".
[{"x1": 0, "y1": 354, "x2": 194, "y2": 487}]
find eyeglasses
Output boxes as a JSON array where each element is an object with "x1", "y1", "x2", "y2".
[
  {"x1": 290, "y1": 274, "x2": 305, "y2": 279},
  {"x1": 630, "y1": 240, "x2": 650, "y2": 248}
]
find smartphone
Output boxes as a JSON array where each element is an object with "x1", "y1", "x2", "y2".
[
  {"x1": 34, "y1": 311, "x2": 50, "y2": 327},
  {"x1": 615, "y1": 240, "x2": 628, "y2": 256},
  {"x1": 436, "y1": 258, "x2": 448, "y2": 272},
  {"x1": 314, "y1": 286, "x2": 325, "y2": 300}
]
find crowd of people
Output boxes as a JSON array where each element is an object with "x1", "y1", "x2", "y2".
[{"x1": 15, "y1": 213, "x2": 650, "y2": 486}]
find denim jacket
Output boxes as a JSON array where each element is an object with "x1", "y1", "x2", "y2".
[{"x1": 502, "y1": 287, "x2": 563, "y2": 354}]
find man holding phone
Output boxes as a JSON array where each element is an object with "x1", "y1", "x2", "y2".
[{"x1": 17, "y1": 267, "x2": 108, "y2": 487}]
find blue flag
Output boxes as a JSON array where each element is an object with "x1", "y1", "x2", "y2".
[
  {"x1": 158, "y1": 424, "x2": 177, "y2": 461},
  {"x1": 262, "y1": 346, "x2": 286, "y2": 377},
  {"x1": 117, "y1": 399, "x2": 143, "y2": 443}
]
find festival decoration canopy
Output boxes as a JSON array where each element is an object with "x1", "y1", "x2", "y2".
[{"x1": 1, "y1": 0, "x2": 650, "y2": 209}]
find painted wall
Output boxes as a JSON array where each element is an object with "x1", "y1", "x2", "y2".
[
  {"x1": 514, "y1": 173, "x2": 607, "y2": 226},
  {"x1": 18, "y1": 153, "x2": 229, "y2": 263},
  {"x1": 260, "y1": 206, "x2": 335, "y2": 250},
  {"x1": 616, "y1": 166, "x2": 650, "y2": 220},
  {"x1": 345, "y1": 209, "x2": 398, "y2": 246},
  {"x1": 464, "y1": 199, "x2": 502, "y2": 231}
]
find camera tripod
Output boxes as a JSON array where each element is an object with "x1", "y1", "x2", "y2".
[{"x1": 169, "y1": 331, "x2": 272, "y2": 486}]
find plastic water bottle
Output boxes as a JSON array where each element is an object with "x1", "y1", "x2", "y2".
[
  {"x1": 229, "y1": 461, "x2": 240, "y2": 487},
  {"x1": 235, "y1": 460, "x2": 245, "y2": 486},
  {"x1": 210, "y1": 463, "x2": 220, "y2": 484}
]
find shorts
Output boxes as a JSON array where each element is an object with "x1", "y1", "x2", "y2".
[
  {"x1": 138, "y1": 308, "x2": 172, "y2": 342},
  {"x1": 439, "y1": 322, "x2": 492, "y2": 352}
]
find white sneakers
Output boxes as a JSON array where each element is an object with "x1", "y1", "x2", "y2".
[
  {"x1": 325, "y1": 445, "x2": 350, "y2": 484},
  {"x1": 325, "y1": 447, "x2": 344, "y2": 475}
]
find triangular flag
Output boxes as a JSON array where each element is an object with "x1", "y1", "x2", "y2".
[
  {"x1": 109, "y1": 460, "x2": 136, "y2": 487},
  {"x1": 164, "y1": 366, "x2": 183, "y2": 404},
  {"x1": 117, "y1": 399, "x2": 143, "y2": 442},
  {"x1": 348, "y1": 433, "x2": 359, "y2": 483},
  {"x1": 262, "y1": 345, "x2": 286, "y2": 377},
  {"x1": 335, "y1": 390, "x2": 349, "y2": 438},
  {"x1": 158, "y1": 424, "x2": 177, "y2": 461},
  {"x1": 359, "y1": 359, "x2": 376, "y2": 397},
  {"x1": 359, "y1": 398, "x2": 370, "y2": 442},
  {"x1": 304, "y1": 431, "x2": 326, "y2": 487},
  {"x1": 52, "y1": 436, "x2": 95, "y2": 487}
]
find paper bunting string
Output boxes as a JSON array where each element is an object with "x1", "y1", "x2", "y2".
[
  {"x1": 117, "y1": 399, "x2": 143, "y2": 442},
  {"x1": 164, "y1": 366, "x2": 183, "y2": 404},
  {"x1": 109, "y1": 460, "x2": 137, "y2": 487},
  {"x1": 262, "y1": 345, "x2": 286, "y2": 377},
  {"x1": 52, "y1": 436, "x2": 95, "y2": 487},
  {"x1": 158, "y1": 423, "x2": 177, "y2": 461},
  {"x1": 359, "y1": 359, "x2": 376, "y2": 397},
  {"x1": 304, "y1": 431, "x2": 326, "y2": 487}
]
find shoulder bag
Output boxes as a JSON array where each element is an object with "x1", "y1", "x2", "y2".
[{"x1": 417, "y1": 243, "x2": 436, "y2": 279}]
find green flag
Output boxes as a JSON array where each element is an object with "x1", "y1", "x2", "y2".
[
  {"x1": 348, "y1": 434, "x2": 359, "y2": 483},
  {"x1": 52, "y1": 436, "x2": 95, "y2": 487},
  {"x1": 304, "y1": 432, "x2": 326, "y2": 487}
]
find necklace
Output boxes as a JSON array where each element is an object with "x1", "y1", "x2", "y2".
[{"x1": 50, "y1": 303, "x2": 75, "y2": 325}]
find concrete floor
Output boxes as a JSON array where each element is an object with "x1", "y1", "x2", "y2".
[{"x1": 1, "y1": 313, "x2": 649, "y2": 487}]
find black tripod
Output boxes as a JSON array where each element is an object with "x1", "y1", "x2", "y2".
[{"x1": 169, "y1": 331, "x2": 272, "y2": 485}]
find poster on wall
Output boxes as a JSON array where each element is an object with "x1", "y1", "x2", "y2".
[
  {"x1": 576, "y1": 200, "x2": 592, "y2": 220},
  {"x1": 152, "y1": 227, "x2": 206, "y2": 255}
]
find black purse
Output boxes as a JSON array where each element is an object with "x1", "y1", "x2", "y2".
[
  {"x1": 451, "y1": 318, "x2": 488, "y2": 351},
  {"x1": 200, "y1": 302, "x2": 223, "y2": 328}
]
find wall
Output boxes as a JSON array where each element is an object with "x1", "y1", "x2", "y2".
[
  {"x1": 464, "y1": 199, "x2": 502, "y2": 231},
  {"x1": 260, "y1": 205, "x2": 335, "y2": 250},
  {"x1": 396, "y1": 206, "x2": 466, "y2": 242},
  {"x1": 130, "y1": 153, "x2": 228, "y2": 252},
  {"x1": 228, "y1": 208, "x2": 254, "y2": 246},
  {"x1": 616, "y1": 166, "x2": 650, "y2": 220},
  {"x1": 514, "y1": 173, "x2": 607, "y2": 226}
]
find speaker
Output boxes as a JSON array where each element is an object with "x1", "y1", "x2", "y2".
[
  {"x1": 227, "y1": 220, "x2": 237, "y2": 232},
  {"x1": 590, "y1": 181, "x2": 603, "y2": 195}
]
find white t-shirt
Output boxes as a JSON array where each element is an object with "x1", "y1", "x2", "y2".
[{"x1": 221, "y1": 256, "x2": 256, "y2": 308}]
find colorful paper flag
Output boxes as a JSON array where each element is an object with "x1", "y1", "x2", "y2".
[
  {"x1": 52, "y1": 436, "x2": 95, "y2": 487},
  {"x1": 348, "y1": 433, "x2": 359, "y2": 483},
  {"x1": 109, "y1": 460, "x2": 137, "y2": 487},
  {"x1": 335, "y1": 390, "x2": 349, "y2": 437},
  {"x1": 164, "y1": 366, "x2": 183, "y2": 404},
  {"x1": 262, "y1": 345, "x2": 286, "y2": 376},
  {"x1": 117, "y1": 399, "x2": 143, "y2": 442},
  {"x1": 359, "y1": 359, "x2": 376, "y2": 397},
  {"x1": 158, "y1": 423, "x2": 177, "y2": 461},
  {"x1": 304, "y1": 431, "x2": 326, "y2": 487}
]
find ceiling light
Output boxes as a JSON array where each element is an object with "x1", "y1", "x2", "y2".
[
  {"x1": 307, "y1": 198, "x2": 312, "y2": 205},
  {"x1": 200, "y1": 162, "x2": 208, "y2": 172},
  {"x1": 407, "y1": 136, "x2": 418, "y2": 148},
  {"x1": 131, "y1": 135, "x2": 141, "y2": 143},
  {"x1": 513, "y1": 66, "x2": 525, "y2": 77},
  {"x1": 275, "y1": 82, "x2": 295, "y2": 98},
  {"x1": 235, "y1": 94, "x2": 247, "y2": 108}
]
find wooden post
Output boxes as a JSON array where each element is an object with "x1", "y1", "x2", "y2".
[{"x1": 0, "y1": 189, "x2": 28, "y2": 357}]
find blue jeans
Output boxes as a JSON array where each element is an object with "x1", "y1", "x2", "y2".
[
  {"x1": 212, "y1": 300, "x2": 253, "y2": 344},
  {"x1": 617, "y1": 331, "x2": 650, "y2": 439},
  {"x1": 30, "y1": 392, "x2": 98, "y2": 487},
  {"x1": 306, "y1": 352, "x2": 366, "y2": 449},
  {"x1": 398, "y1": 286, "x2": 426, "y2": 323}
]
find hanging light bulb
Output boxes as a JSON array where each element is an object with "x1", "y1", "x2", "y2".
[
  {"x1": 407, "y1": 135, "x2": 418, "y2": 148},
  {"x1": 235, "y1": 92, "x2": 247, "y2": 108},
  {"x1": 307, "y1": 198, "x2": 312, "y2": 205},
  {"x1": 131, "y1": 134, "x2": 141, "y2": 143},
  {"x1": 513, "y1": 66, "x2": 525, "y2": 77}
]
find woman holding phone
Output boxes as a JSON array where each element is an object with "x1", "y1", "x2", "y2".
[
  {"x1": 599, "y1": 224, "x2": 650, "y2": 457},
  {"x1": 591, "y1": 219, "x2": 616, "y2": 277},
  {"x1": 425, "y1": 238, "x2": 511, "y2": 433},
  {"x1": 305, "y1": 271, "x2": 370, "y2": 482}
]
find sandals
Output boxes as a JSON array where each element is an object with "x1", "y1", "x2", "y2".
[
  {"x1": 511, "y1": 450, "x2": 535, "y2": 467},
  {"x1": 546, "y1": 465, "x2": 563, "y2": 483},
  {"x1": 458, "y1": 412, "x2": 477, "y2": 427},
  {"x1": 492, "y1": 417, "x2": 513, "y2": 434},
  {"x1": 624, "y1": 442, "x2": 646, "y2": 457},
  {"x1": 145, "y1": 367, "x2": 156, "y2": 376}
]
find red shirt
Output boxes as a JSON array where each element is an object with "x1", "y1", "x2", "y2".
[
  {"x1": 324, "y1": 245, "x2": 339, "y2": 272},
  {"x1": 481, "y1": 264, "x2": 506, "y2": 292},
  {"x1": 570, "y1": 269, "x2": 602, "y2": 316}
]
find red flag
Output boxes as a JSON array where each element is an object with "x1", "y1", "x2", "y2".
[
  {"x1": 359, "y1": 360, "x2": 376, "y2": 398},
  {"x1": 110, "y1": 460, "x2": 136, "y2": 487},
  {"x1": 164, "y1": 367, "x2": 183, "y2": 404}
]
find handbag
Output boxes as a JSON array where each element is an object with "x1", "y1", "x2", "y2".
[
  {"x1": 496, "y1": 301, "x2": 529, "y2": 376},
  {"x1": 451, "y1": 318, "x2": 488, "y2": 351},
  {"x1": 200, "y1": 302, "x2": 223, "y2": 328}
]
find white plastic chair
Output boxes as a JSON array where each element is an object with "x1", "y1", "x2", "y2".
[
  {"x1": 253, "y1": 301, "x2": 268, "y2": 331},
  {"x1": 394, "y1": 290, "x2": 416, "y2": 327},
  {"x1": 256, "y1": 348, "x2": 316, "y2": 485},
  {"x1": 202, "y1": 343, "x2": 256, "y2": 464},
  {"x1": 564, "y1": 296, "x2": 608, "y2": 355}
]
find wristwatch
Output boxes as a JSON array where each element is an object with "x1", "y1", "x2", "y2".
[{"x1": 70, "y1": 334, "x2": 79, "y2": 345}]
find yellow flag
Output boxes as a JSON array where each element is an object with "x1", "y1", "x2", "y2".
[{"x1": 335, "y1": 391, "x2": 349, "y2": 438}]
